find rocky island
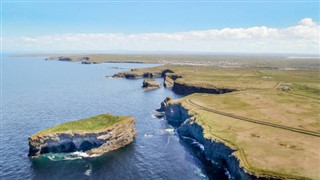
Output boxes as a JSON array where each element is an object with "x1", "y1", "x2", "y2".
[
  {"x1": 28, "y1": 114, "x2": 137, "y2": 157},
  {"x1": 142, "y1": 78, "x2": 161, "y2": 91}
]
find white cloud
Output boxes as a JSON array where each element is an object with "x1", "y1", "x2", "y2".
[
  {"x1": 2, "y1": 18, "x2": 319, "y2": 54},
  {"x1": 300, "y1": 18, "x2": 316, "y2": 26}
]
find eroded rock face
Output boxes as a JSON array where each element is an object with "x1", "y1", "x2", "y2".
[
  {"x1": 112, "y1": 71, "x2": 159, "y2": 79},
  {"x1": 79, "y1": 57, "x2": 90, "y2": 61},
  {"x1": 58, "y1": 56, "x2": 72, "y2": 61},
  {"x1": 28, "y1": 118, "x2": 137, "y2": 157},
  {"x1": 156, "y1": 96, "x2": 171, "y2": 112},
  {"x1": 163, "y1": 102, "x2": 250, "y2": 179},
  {"x1": 172, "y1": 82, "x2": 236, "y2": 95},
  {"x1": 164, "y1": 76, "x2": 174, "y2": 88},
  {"x1": 143, "y1": 72, "x2": 154, "y2": 78},
  {"x1": 112, "y1": 70, "x2": 164, "y2": 79},
  {"x1": 163, "y1": 102, "x2": 278, "y2": 180},
  {"x1": 81, "y1": 61, "x2": 92, "y2": 64},
  {"x1": 161, "y1": 69, "x2": 174, "y2": 77},
  {"x1": 142, "y1": 78, "x2": 161, "y2": 91}
]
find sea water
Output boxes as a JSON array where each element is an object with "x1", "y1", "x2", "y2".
[{"x1": 1, "y1": 54, "x2": 227, "y2": 180}]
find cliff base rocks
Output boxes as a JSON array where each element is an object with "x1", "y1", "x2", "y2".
[{"x1": 156, "y1": 96, "x2": 171, "y2": 112}]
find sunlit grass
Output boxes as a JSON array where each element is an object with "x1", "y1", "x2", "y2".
[{"x1": 32, "y1": 114, "x2": 131, "y2": 137}]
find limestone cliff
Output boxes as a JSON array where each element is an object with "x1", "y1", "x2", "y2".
[
  {"x1": 112, "y1": 71, "x2": 162, "y2": 79},
  {"x1": 142, "y1": 78, "x2": 161, "y2": 91},
  {"x1": 113, "y1": 68, "x2": 237, "y2": 95},
  {"x1": 164, "y1": 76, "x2": 174, "y2": 88},
  {"x1": 156, "y1": 96, "x2": 171, "y2": 112},
  {"x1": 28, "y1": 115, "x2": 137, "y2": 157},
  {"x1": 58, "y1": 56, "x2": 72, "y2": 61},
  {"x1": 172, "y1": 81, "x2": 236, "y2": 95},
  {"x1": 162, "y1": 100, "x2": 280, "y2": 180}
]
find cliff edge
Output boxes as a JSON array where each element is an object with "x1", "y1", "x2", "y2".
[{"x1": 160, "y1": 93, "x2": 319, "y2": 180}]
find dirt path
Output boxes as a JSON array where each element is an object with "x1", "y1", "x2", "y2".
[
  {"x1": 274, "y1": 81, "x2": 283, "y2": 90},
  {"x1": 186, "y1": 98, "x2": 320, "y2": 137}
]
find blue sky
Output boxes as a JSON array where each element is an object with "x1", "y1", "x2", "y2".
[
  {"x1": 2, "y1": 1, "x2": 319, "y2": 54},
  {"x1": 3, "y1": 1, "x2": 319, "y2": 36}
]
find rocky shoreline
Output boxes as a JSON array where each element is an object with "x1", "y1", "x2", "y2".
[
  {"x1": 28, "y1": 115, "x2": 137, "y2": 157},
  {"x1": 159, "y1": 99, "x2": 281, "y2": 180},
  {"x1": 112, "y1": 69, "x2": 237, "y2": 95}
]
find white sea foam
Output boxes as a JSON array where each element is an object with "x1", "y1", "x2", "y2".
[
  {"x1": 45, "y1": 152, "x2": 98, "y2": 161},
  {"x1": 224, "y1": 168, "x2": 232, "y2": 180},
  {"x1": 181, "y1": 136, "x2": 205, "y2": 151},
  {"x1": 46, "y1": 154, "x2": 81, "y2": 161},
  {"x1": 160, "y1": 128, "x2": 174, "y2": 134},
  {"x1": 192, "y1": 141, "x2": 205, "y2": 151},
  {"x1": 194, "y1": 167, "x2": 207, "y2": 179},
  {"x1": 144, "y1": 134, "x2": 153, "y2": 138},
  {"x1": 47, "y1": 155, "x2": 56, "y2": 161},
  {"x1": 71, "y1": 151, "x2": 98, "y2": 158},
  {"x1": 64, "y1": 156, "x2": 82, "y2": 160},
  {"x1": 84, "y1": 164, "x2": 92, "y2": 176},
  {"x1": 45, "y1": 153, "x2": 83, "y2": 161}
]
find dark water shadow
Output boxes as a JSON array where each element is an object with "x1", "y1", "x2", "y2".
[{"x1": 177, "y1": 136, "x2": 229, "y2": 180}]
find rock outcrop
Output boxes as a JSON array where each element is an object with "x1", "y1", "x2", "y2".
[
  {"x1": 172, "y1": 81, "x2": 236, "y2": 95},
  {"x1": 81, "y1": 61, "x2": 92, "y2": 64},
  {"x1": 28, "y1": 115, "x2": 137, "y2": 157},
  {"x1": 112, "y1": 71, "x2": 163, "y2": 79},
  {"x1": 79, "y1": 57, "x2": 90, "y2": 61},
  {"x1": 161, "y1": 69, "x2": 175, "y2": 77},
  {"x1": 112, "y1": 69, "x2": 171, "y2": 79},
  {"x1": 142, "y1": 72, "x2": 154, "y2": 78},
  {"x1": 153, "y1": 113, "x2": 165, "y2": 118},
  {"x1": 113, "y1": 68, "x2": 237, "y2": 95},
  {"x1": 164, "y1": 76, "x2": 174, "y2": 88},
  {"x1": 58, "y1": 56, "x2": 72, "y2": 61},
  {"x1": 142, "y1": 78, "x2": 161, "y2": 91},
  {"x1": 156, "y1": 96, "x2": 171, "y2": 112}
]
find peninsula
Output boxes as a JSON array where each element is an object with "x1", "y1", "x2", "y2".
[
  {"x1": 110, "y1": 57, "x2": 320, "y2": 179},
  {"x1": 28, "y1": 114, "x2": 137, "y2": 157},
  {"x1": 23, "y1": 53, "x2": 320, "y2": 179}
]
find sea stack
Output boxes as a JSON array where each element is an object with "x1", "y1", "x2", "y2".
[
  {"x1": 157, "y1": 96, "x2": 171, "y2": 112},
  {"x1": 28, "y1": 114, "x2": 137, "y2": 157},
  {"x1": 142, "y1": 78, "x2": 161, "y2": 91}
]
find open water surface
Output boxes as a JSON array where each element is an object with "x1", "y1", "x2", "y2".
[{"x1": 1, "y1": 55, "x2": 228, "y2": 180}]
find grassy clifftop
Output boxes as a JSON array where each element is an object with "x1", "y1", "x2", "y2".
[
  {"x1": 31, "y1": 114, "x2": 132, "y2": 138},
  {"x1": 130, "y1": 64, "x2": 320, "y2": 98},
  {"x1": 172, "y1": 91, "x2": 320, "y2": 179},
  {"x1": 141, "y1": 61, "x2": 319, "y2": 179}
]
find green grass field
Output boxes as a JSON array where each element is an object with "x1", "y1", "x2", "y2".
[
  {"x1": 16, "y1": 53, "x2": 320, "y2": 69},
  {"x1": 131, "y1": 60, "x2": 320, "y2": 179},
  {"x1": 131, "y1": 64, "x2": 320, "y2": 96},
  {"x1": 31, "y1": 114, "x2": 131, "y2": 138},
  {"x1": 173, "y1": 91, "x2": 320, "y2": 179}
]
